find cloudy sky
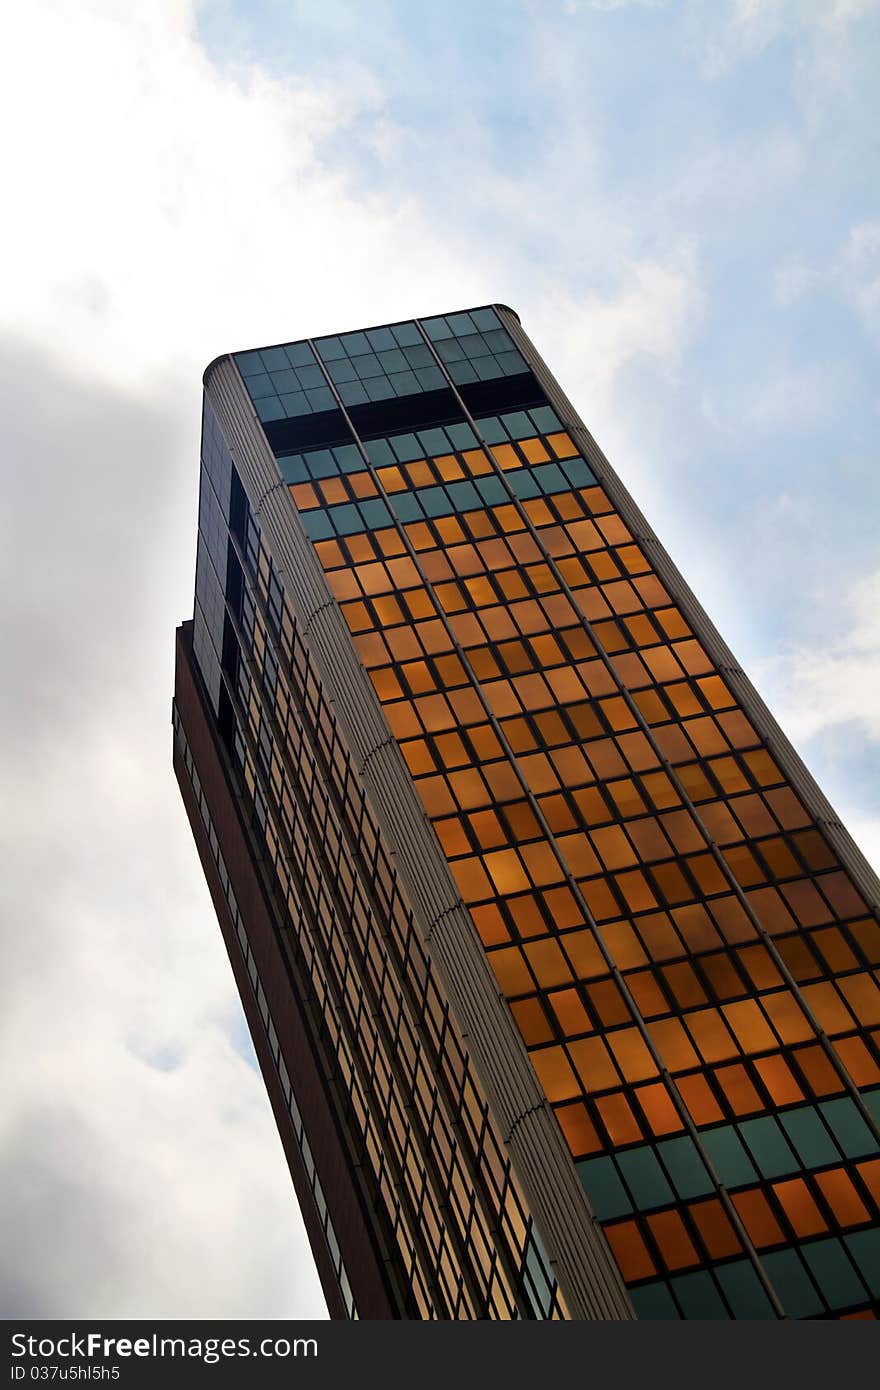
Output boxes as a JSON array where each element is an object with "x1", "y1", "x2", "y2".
[{"x1": 1, "y1": 0, "x2": 878, "y2": 1320}]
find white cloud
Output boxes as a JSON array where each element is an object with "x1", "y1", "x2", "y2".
[
  {"x1": 699, "y1": 0, "x2": 880, "y2": 78},
  {"x1": 562, "y1": 0, "x2": 667, "y2": 12},
  {"x1": 830, "y1": 0, "x2": 880, "y2": 21},
  {"x1": 840, "y1": 812, "x2": 880, "y2": 880},
  {"x1": 742, "y1": 357, "x2": 858, "y2": 433},
  {"x1": 699, "y1": 0, "x2": 788, "y2": 77},
  {"x1": 0, "y1": 343, "x2": 328, "y2": 1318},
  {"x1": 729, "y1": 0, "x2": 880, "y2": 35},
  {"x1": 773, "y1": 258, "x2": 822, "y2": 306},
  {"x1": 0, "y1": 1, "x2": 497, "y2": 393},
  {"x1": 533, "y1": 248, "x2": 704, "y2": 414},
  {"x1": 771, "y1": 220, "x2": 880, "y2": 344},
  {"x1": 671, "y1": 127, "x2": 806, "y2": 221},
  {"x1": 838, "y1": 221, "x2": 880, "y2": 343},
  {"x1": 754, "y1": 569, "x2": 880, "y2": 745}
]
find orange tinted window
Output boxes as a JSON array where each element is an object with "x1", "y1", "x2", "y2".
[
  {"x1": 555, "y1": 1101, "x2": 602, "y2": 1157},
  {"x1": 647, "y1": 1210, "x2": 698, "y2": 1271},
  {"x1": 568, "y1": 1036, "x2": 619, "y2": 1092},
  {"x1": 690, "y1": 1199, "x2": 741, "y2": 1259},
  {"x1": 524, "y1": 938, "x2": 573, "y2": 989},
  {"x1": 595, "y1": 1092, "x2": 642, "y2": 1145},
  {"x1": 548, "y1": 987, "x2": 593, "y2": 1037},
  {"x1": 604, "y1": 1221, "x2": 655, "y2": 1282},
  {"x1": 815, "y1": 1169, "x2": 869, "y2": 1227},
  {"x1": 607, "y1": 1027, "x2": 657, "y2": 1082},
  {"x1": 530, "y1": 1045, "x2": 580, "y2": 1102},
  {"x1": 732, "y1": 1188, "x2": 784, "y2": 1247},
  {"x1": 773, "y1": 1179, "x2": 826, "y2": 1237},
  {"x1": 636, "y1": 1081, "x2": 684, "y2": 1136},
  {"x1": 510, "y1": 997, "x2": 555, "y2": 1047}
]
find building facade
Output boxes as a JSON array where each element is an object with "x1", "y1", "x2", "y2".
[{"x1": 173, "y1": 303, "x2": 880, "y2": 1320}]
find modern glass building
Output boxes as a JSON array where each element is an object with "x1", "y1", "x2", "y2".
[{"x1": 173, "y1": 303, "x2": 880, "y2": 1320}]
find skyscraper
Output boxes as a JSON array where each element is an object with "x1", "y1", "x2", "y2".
[{"x1": 173, "y1": 303, "x2": 880, "y2": 1321}]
